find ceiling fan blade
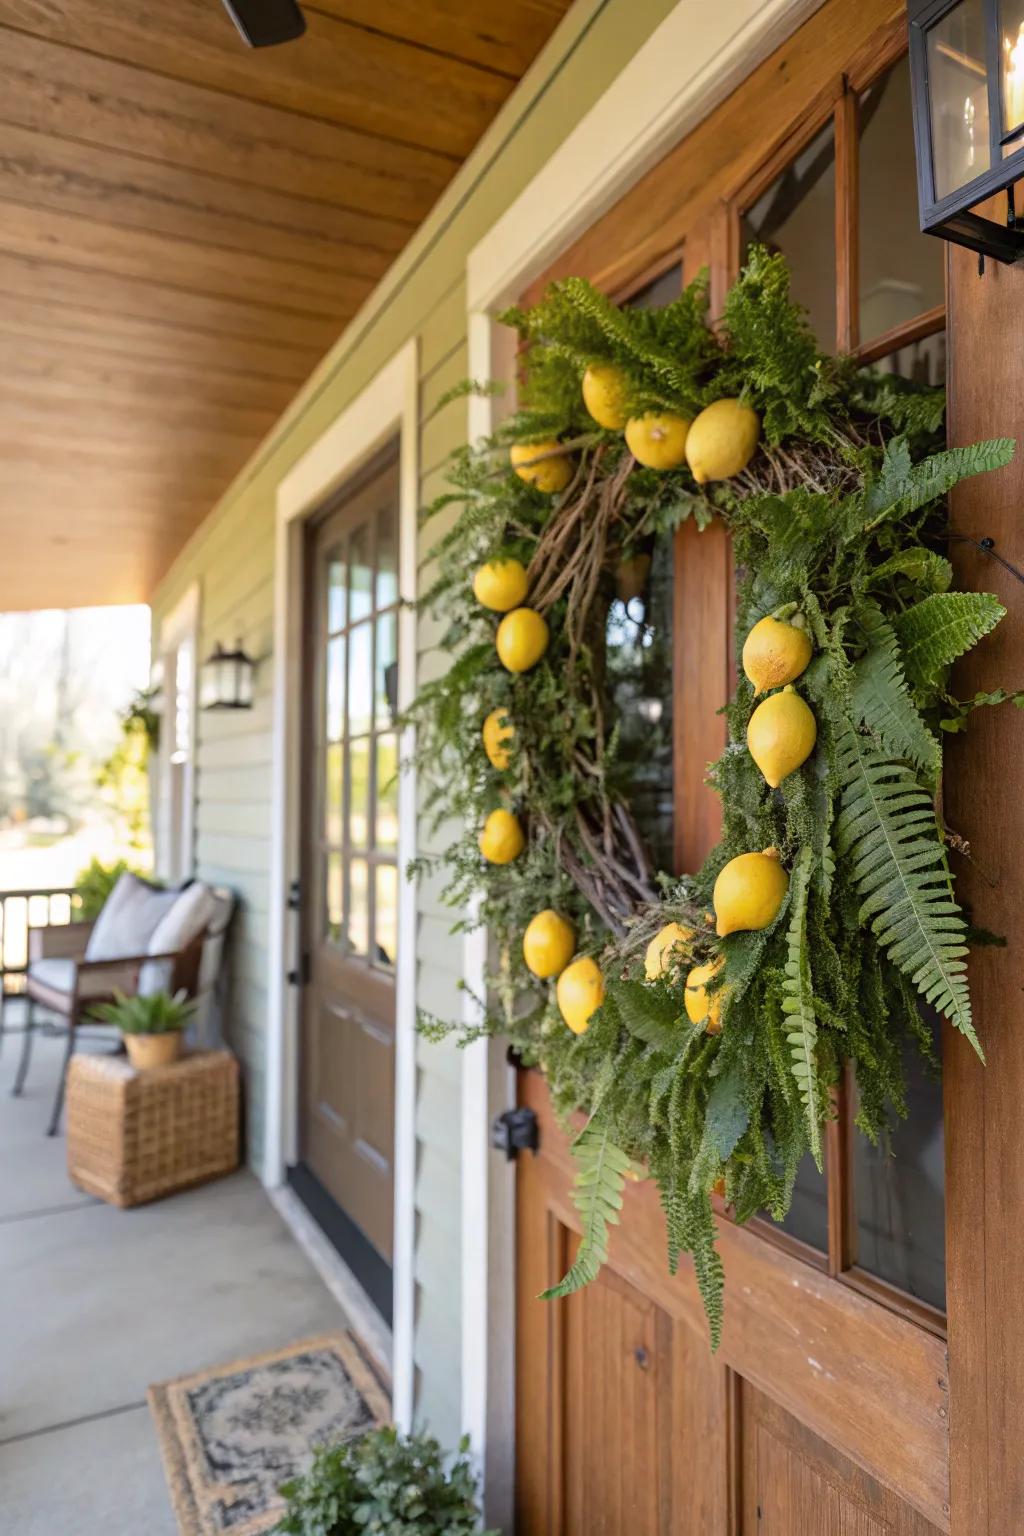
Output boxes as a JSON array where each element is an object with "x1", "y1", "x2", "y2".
[{"x1": 220, "y1": 0, "x2": 306, "y2": 47}]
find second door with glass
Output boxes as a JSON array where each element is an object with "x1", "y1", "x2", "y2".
[{"x1": 296, "y1": 448, "x2": 401, "y2": 1320}]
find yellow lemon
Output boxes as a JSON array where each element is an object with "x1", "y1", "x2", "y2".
[
  {"x1": 685, "y1": 398, "x2": 760, "y2": 484},
  {"x1": 472, "y1": 559, "x2": 529, "y2": 612},
  {"x1": 479, "y1": 808, "x2": 525, "y2": 864},
  {"x1": 523, "y1": 910, "x2": 576, "y2": 979},
  {"x1": 496, "y1": 607, "x2": 549, "y2": 673},
  {"x1": 747, "y1": 686, "x2": 817, "y2": 788},
  {"x1": 644, "y1": 921, "x2": 695, "y2": 980},
  {"x1": 713, "y1": 847, "x2": 789, "y2": 937},
  {"x1": 742, "y1": 614, "x2": 813, "y2": 695},
  {"x1": 510, "y1": 440, "x2": 573, "y2": 494},
  {"x1": 582, "y1": 362, "x2": 630, "y2": 429},
  {"x1": 684, "y1": 958, "x2": 726, "y2": 1032},
  {"x1": 625, "y1": 413, "x2": 691, "y2": 471},
  {"x1": 482, "y1": 707, "x2": 514, "y2": 770},
  {"x1": 556, "y1": 956, "x2": 605, "y2": 1034}
]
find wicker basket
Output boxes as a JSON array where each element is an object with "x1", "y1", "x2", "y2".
[{"x1": 66, "y1": 1049, "x2": 240, "y2": 1208}]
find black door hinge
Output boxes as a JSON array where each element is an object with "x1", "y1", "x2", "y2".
[{"x1": 491, "y1": 1106, "x2": 539, "y2": 1161}]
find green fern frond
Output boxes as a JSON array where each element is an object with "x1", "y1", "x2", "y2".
[
  {"x1": 607, "y1": 976, "x2": 686, "y2": 1054},
  {"x1": 780, "y1": 847, "x2": 822, "y2": 1165},
  {"x1": 863, "y1": 437, "x2": 1014, "y2": 527},
  {"x1": 659, "y1": 1184, "x2": 725, "y2": 1348},
  {"x1": 894, "y1": 591, "x2": 1005, "y2": 697},
  {"x1": 540, "y1": 1119, "x2": 631, "y2": 1299},
  {"x1": 851, "y1": 606, "x2": 941, "y2": 776},
  {"x1": 835, "y1": 730, "x2": 980, "y2": 1056},
  {"x1": 871, "y1": 548, "x2": 952, "y2": 593}
]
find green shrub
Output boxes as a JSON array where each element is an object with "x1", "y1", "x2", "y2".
[
  {"x1": 274, "y1": 1428, "x2": 496, "y2": 1536},
  {"x1": 91, "y1": 989, "x2": 196, "y2": 1037},
  {"x1": 73, "y1": 857, "x2": 144, "y2": 921}
]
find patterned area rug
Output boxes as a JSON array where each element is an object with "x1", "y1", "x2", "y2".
[{"x1": 148, "y1": 1332, "x2": 390, "y2": 1535}]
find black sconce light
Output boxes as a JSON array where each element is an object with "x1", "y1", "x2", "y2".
[
  {"x1": 201, "y1": 640, "x2": 256, "y2": 711},
  {"x1": 909, "y1": 0, "x2": 1024, "y2": 261}
]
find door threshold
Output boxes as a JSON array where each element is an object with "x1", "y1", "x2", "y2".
[{"x1": 269, "y1": 1184, "x2": 392, "y2": 1385}]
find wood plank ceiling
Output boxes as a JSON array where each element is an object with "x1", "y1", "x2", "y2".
[{"x1": 0, "y1": 0, "x2": 572, "y2": 611}]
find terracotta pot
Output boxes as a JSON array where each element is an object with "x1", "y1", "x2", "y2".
[{"x1": 123, "y1": 1031, "x2": 183, "y2": 1071}]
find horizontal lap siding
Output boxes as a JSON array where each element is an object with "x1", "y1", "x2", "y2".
[{"x1": 151, "y1": 0, "x2": 677, "y2": 1440}]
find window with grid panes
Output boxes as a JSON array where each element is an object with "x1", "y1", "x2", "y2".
[
  {"x1": 738, "y1": 54, "x2": 947, "y2": 1325},
  {"x1": 321, "y1": 490, "x2": 401, "y2": 973}
]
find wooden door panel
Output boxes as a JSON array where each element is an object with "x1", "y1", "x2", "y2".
[
  {"x1": 517, "y1": 1071, "x2": 950, "y2": 1533},
  {"x1": 742, "y1": 1387, "x2": 942, "y2": 1535},
  {"x1": 517, "y1": 1120, "x2": 730, "y2": 1535}
]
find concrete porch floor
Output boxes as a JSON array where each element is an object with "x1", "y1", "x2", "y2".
[{"x1": 0, "y1": 1015, "x2": 349, "y2": 1534}]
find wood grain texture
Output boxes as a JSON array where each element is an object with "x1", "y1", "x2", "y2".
[
  {"x1": 517, "y1": 1071, "x2": 950, "y2": 1534},
  {"x1": 945, "y1": 232, "x2": 1024, "y2": 1536},
  {"x1": 0, "y1": 0, "x2": 573, "y2": 608}
]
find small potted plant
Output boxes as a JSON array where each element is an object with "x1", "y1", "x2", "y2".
[
  {"x1": 274, "y1": 1427, "x2": 496, "y2": 1535},
  {"x1": 92, "y1": 989, "x2": 196, "y2": 1070}
]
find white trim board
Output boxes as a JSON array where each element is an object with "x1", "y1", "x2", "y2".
[
  {"x1": 153, "y1": 581, "x2": 200, "y2": 885},
  {"x1": 266, "y1": 338, "x2": 419, "y2": 1433},
  {"x1": 461, "y1": 0, "x2": 822, "y2": 1521}
]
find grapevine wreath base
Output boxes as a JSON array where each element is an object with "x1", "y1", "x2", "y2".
[{"x1": 409, "y1": 250, "x2": 1019, "y2": 1342}]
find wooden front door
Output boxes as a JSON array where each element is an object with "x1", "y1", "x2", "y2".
[
  {"x1": 294, "y1": 449, "x2": 402, "y2": 1319},
  {"x1": 511, "y1": 2, "x2": 999, "y2": 1530}
]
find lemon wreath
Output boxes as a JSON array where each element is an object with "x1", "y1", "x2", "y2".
[{"x1": 410, "y1": 250, "x2": 1020, "y2": 1342}]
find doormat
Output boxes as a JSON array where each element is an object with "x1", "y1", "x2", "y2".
[{"x1": 148, "y1": 1332, "x2": 390, "y2": 1536}]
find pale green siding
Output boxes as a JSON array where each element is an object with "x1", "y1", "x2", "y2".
[{"x1": 151, "y1": 0, "x2": 677, "y2": 1444}]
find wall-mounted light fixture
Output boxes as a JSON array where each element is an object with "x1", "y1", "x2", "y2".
[
  {"x1": 909, "y1": 0, "x2": 1024, "y2": 261},
  {"x1": 201, "y1": 641, "x2": 256, "y2": 711}
]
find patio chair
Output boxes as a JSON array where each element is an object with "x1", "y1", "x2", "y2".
[{"x1": 12, "y1": 874, "x2": 234, "y2": 1136}]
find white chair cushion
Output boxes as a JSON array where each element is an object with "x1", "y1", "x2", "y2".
[
  {"x1": 139, "y1": 881, "x2": 218, "y2": 996},
  {"x1": 84, "y1": 872, "x2": 179, "y2": 962},
  {"x1": 28, "y1": 957, "x2": 122, "y2": 1000}
]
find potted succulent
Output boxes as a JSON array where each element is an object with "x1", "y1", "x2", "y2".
[
  {"x1": 274, "y1": 1427, "x2": 497, "y2": 1536},
  {"x1": 92, "y1": 989, "x2": 196, "y2": 1070}
]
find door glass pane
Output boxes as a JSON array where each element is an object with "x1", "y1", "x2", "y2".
[
  {"x1": 742, "y1": 117, "x2": 837, "y2": 351},
  {"x1": 377, "y1": 505, "x2": 400, "y2": 608},
  {"x1": 348, "y1": 622, "x2": 373, "y2": 736},
  {"x1": 776, "y1": 1152, "x2": 829, "y2": 1252},
  {"x1": 852, "y1": 1011, "x2": 946, "y2": 1311},
  {"x1": 927, "y1": 0, "x2": 991, "y2": 200},
  {"x1": 859, "y1": 59, "x2": 945, "y2": 345},
  {"x1": 325, "y1": 743, "x2": 343, "y2": 844},
  {"x1": 374, "y1": 864, "x2": 398, "y2": 971},
  {"x1": 605, "y1": 531, "x2": 674, "y2": 874},
  {"x1": 626, "y1": 260, "x2": 683, "y2": 309},
  {"x1": 325, "y1": 636, "x2": 344, "y2": 743},
  {"x1": 327, "y1": 549, "x2": 346, "y2": 633},
  {"x1": 326, "y1": 851, "x2": 343, "y2": 943},
  {"x1": 350, "y1": 523, "x2": 373, "y2": 623},
  {"x1": 1001, "y1": 0, "x2": 1024, "y2": 137},
  {"x1": 348, "y1": 857, "x2": 369, "y2": 956},
  {"x1": 375, "y1": 611, "x2": 399, "y2": 729},
  {"x1": 349, "y1": 737, "x2": 371, "y2": 849},
  {"x1": 375, "y1": 734, "x2": 399, "y2": 852}
]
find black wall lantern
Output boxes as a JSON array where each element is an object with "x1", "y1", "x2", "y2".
[
  {"x1": 910, "y1": 0, "x2": 1024, "y2": 260},
  {"x1": 201, "y1": 640, "x2": 256, "y2": 711}
]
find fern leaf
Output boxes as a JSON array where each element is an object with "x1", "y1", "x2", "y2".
[
  {"x1": 658, "y1": 1182, "x2": 725, "y2": 1348},
  {"x1": 541, "y1": 1120, "x2": 630, "y2": 1299},
  {"x1": 835, "y1": 730, "x2": 981, "y2": 1056},
  {"x1": 851, "y1": 606, "x2": 941, "y2": 776},
  {"x1": 863, "y1": 437, "x2": 1014, "y2": 526},
  {"x1": 781, "y1": 846, "x2": 823, "y2": 1165},
  {"x1": 894, "y1": 591, "x2": 1005, "y2": 697},
  {"x1": 871, "y1": 548, "x2": 952, "y2": 594},
  {"x1": 607, "y1": 976, "x2": 685, "y2": 1054}
]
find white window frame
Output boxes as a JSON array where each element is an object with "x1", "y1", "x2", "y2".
[
  {"x1": 461, "y1": 0, "x2": 821, "y2": 1523},
  {"x1": 154, "y1": 582, "x2": 200, "y2": 885},
  {"x1": 266, "y1": 339, "x2": 419, "y2": 1430}
]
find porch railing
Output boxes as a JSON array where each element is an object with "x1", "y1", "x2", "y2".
[{"x1": 0, "y1": 888, "x2": 80, "y2": 996}]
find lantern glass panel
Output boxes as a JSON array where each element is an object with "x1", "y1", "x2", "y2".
[
  {"x1": 1000, "y1": 0, "x2": 1024, "y2": 137},
  {"x1": 926, "y1": 0, "x2": 991, "y2": 201},
  {"x1": 237, "y1": 651, "x2": 254, "y2": 707}
]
